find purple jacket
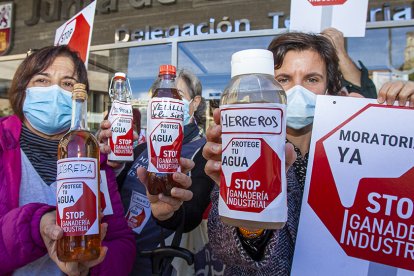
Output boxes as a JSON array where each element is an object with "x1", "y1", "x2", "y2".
[{"x1": 0, "y1": 115, "x2": 136, "y2": 275}]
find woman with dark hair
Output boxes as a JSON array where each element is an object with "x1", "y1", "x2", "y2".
[
  {"x1": 0, "y1": 45, "x2": 135, "y2": 275},
  {"x1": 203, "y1": 32, "x2": 414, "y2": 275},
  {"x1": 266, "y1": 32, "x2": 342, "y2": 190},
  {"x1": 268, "y1": 31, "x2": 343, "y2": 95}
]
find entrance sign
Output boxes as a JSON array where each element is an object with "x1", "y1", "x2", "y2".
[
  {"x1": 54, "y1": 1, "x2": 96, "y2": 67},
  {"x1": 291, "y1": 96, "x2": 414, "y2": 275},
  {"x1": 290, "y1": 0, "x2": 368, "y2": 37}
]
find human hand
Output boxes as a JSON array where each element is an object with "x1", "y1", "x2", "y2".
[
  {"x1": 377, "y1": 80, "x2": 414, "y2": 107},
  {"x1": 322, "y1": 28, "x2": 346, "y2": 57},
  {"x1": 203, "y1": 109, "x2": 297, "y2": 186},
  {"x1": 98, "y1": 120, "x2": 138, "y2": 169},
  {"x1": 40, "y1": 211, "x2": 108, "y2": 276},
  {"x1": 98, "y1": 120, "x2": 112, "y2": 155},
  {"x1": 203, "y1": 108, "x2": 222, "y2": 185},
  {"x1": 137, "y1": 158, "x2": 195, "y2": 221}
]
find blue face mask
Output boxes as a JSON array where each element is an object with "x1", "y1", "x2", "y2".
[
  {"x1": 286, "y1": 85, "x2": 317, "y2": 130},
  {"x1": 182, "y1": 98, "x2": 193, "y2": 125},
  {"x1": 23, "y1": 85, "x2": 73, "y2": 135}
]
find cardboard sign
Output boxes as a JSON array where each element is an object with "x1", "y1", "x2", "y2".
[
  {"x1": 291, "y1": 96, "x2": 414, "y2": 275},
  {"x1": 54, "y1": 1, "x2": 96, "y2": 67},
  {"x1": 290, "y1": 0, "x2": 368, "y2": 37}
]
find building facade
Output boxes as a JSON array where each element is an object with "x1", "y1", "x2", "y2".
[{"x1": 0, "y1": 0, "x2": 413, "y2": 130}]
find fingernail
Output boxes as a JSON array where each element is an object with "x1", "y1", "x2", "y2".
[
  {"x1": 378, "y1": 96, "x2": 384, "y2": 103},
  {"x1": 214, "y1": 161, "x2": 221, "y2": 169}
]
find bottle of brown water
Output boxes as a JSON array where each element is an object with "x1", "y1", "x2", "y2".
[
  {"x1": 56, "y1": 83, "x2": 101, "y2": 261},
  {"x1": 219, "y1": 49, "x2": 287, "y2": 229},
  {"x1": 147, "y1": 65, "x2": 184, "y2": 196}
]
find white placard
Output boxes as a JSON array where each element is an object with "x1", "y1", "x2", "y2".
[
  {"x1": 54, "y1": 1, "x2": 96, "y2": 67},
  {"x1": 290, "y1": 0, "x2": 369, "y2": 37},
  {"x1": 291, "y1": 96, "x2": 414, "y2": 275}
]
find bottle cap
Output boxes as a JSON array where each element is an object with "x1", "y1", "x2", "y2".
[
  {"x1": 231, "y1": 49, "x2": 275, "y2": 78},
  {"x1": 114, "y1": 72, "x2": 126, "y2": 80},
  {"x1": 72, "y1": 83, "x2": 87, "y2": 100},
  {"x1": 159, "y1": 65, "x2": 176, "y2": 76}
]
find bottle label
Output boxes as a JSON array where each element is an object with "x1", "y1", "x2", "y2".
[
  {"x1": 108, "y1": 100, "x2": 134, "y2": 161},
  {"x1": 219, "y1": 103, "x2": 287, "y2": 223},
  {"x1": 147, "y1": 97, "x2": 184, "y2": 173},
  {"x1": 56, "y1": 158, "x2": 99, "y2": 236}
]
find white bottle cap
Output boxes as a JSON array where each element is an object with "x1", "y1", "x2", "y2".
[
  {"x1": 114, "y1": 72, "x2": 126, "y2": 79},
  {"x1": 231, "y1": 49, "x2": 275, "y2": 78}
]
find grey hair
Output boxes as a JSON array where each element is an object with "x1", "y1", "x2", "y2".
[{"x1": 177, "y1": 69, "x2": 207, "y2": 130}]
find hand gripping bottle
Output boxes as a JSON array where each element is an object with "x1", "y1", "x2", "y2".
[
  {"x1": 147, "y1": 65, "x2": 184, "y2": 196},
  {"x1": 219, "y1": 49, "x2": 287, "y2": 229},
  {"x1": 108, "y1": 72, "x2": 134, "y2": 162},
  {"x1": 57, "y1": 83, "x2": 101, "y2": 261}
]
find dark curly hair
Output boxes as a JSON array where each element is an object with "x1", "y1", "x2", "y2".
[{"x1": 267, "y1": 32, "x2": 342, "y2": 95}]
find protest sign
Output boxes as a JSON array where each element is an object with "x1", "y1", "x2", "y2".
[
  {"x1": 54, "y1": 1, "x2": 96, "y2": 67},
  {"x1": 291, "y1": 96, "x2": 414, "y2": 275}
]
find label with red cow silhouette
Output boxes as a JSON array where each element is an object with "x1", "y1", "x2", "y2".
[
  {"x1": 147, "y1": 98, "x2": 184, "y2": 173},
  {"x1": 108, "y1": 100, "x2": 134, "y2": 161},
  {"x1": 56, "y1": 158, "x2": 99, "y2": 237},
  {"x1": 291, "y1": 96, "x2": 414, "y2": 275},
  {"x1": 126, "y1": 191, "x2": 151, "y2": 234},
  {"x1": 219, "y1": 103, "x2": 287, "y2": 223}
]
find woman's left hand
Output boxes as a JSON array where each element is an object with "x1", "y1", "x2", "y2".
[
  {"x1": 137, "y1": 158, "x2": 195, "y2": 221},
  {"x1": 97, "y1": 120, "x2": 138, "y2": 169},
  {"x1": 98, "y1": 120, "x2": 112, "y2": 155},
  {"x1": 40, "y1": 211, "x2": 108, "y2": 276},
  {"x1": 377, "y1": 80, "x2": 414, "y2": 107}
]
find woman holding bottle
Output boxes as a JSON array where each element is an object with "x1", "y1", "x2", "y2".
[
  {"x1": 0, "y1": 45, "x2": 135, "y2": 275},
  {"x1": 203, "y1": 32, "x2": 414, "y2": 275},
  {"x1": 99, "y1": 68, "x2": 216, "y2": 275}
]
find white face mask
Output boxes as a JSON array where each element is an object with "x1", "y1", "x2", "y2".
[
  {"x1": 182, "y1": 98, "x2": 193, "y2": 125},
  {"x1": 286, "y1": 85, "x2": 317, "y2": 130},
  {"x1": 23, "y1": 85, "x2": 73, "y2": 135}
]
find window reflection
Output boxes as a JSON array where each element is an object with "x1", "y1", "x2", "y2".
[
  {"x1": 177, "y1": 36, "x2": 274, "y2": 129},
  {"x1": 178, "y1": 36, "x2": 274, "y2": 99},
  {"x1": 348, "y1": 27, "x2": 413, "y2": 71}
]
